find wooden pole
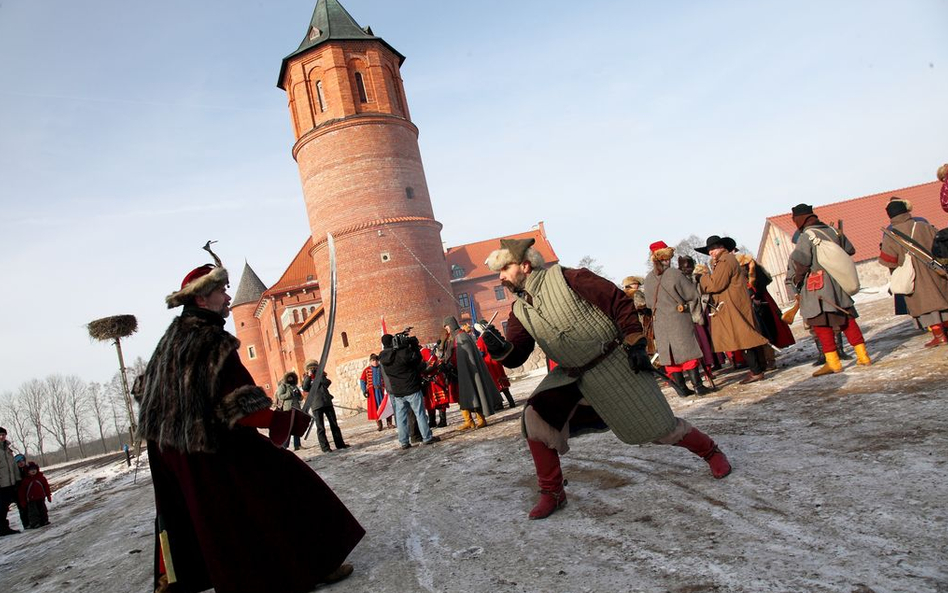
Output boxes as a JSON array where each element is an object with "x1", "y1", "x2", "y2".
[{"x1": 114, "y1": 336, "x2": 137, "y2": 446}]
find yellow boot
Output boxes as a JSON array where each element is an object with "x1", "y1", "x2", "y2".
[
  {"x1": 458, "y1": 410, "x2": 475, "y2": 430},
  {"x1": 854, "y1": 343, "x2": 872, "y2": 366},
  {"x1": 474, "y1": 411, "x2": 487, "y2": 428},
  {"x1": 812, "y1": 351, "x2": 842, "y2": 377}
]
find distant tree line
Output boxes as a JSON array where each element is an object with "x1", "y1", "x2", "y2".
[{"x1": 0, "y1": 357, "x2": 146, "y2": 466}]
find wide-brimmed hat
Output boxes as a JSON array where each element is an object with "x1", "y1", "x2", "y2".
[{"x1": 695, "y1": 235, "x2": 727, "y2": 255}]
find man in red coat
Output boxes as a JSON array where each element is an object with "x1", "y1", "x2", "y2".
[{"x1": 136, "y1": 247, "x2": 364, "y2": 593}]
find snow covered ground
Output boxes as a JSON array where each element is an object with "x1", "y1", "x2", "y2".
[{"x1": 1, "y1": 296, "x2": 946, "y2": 593}]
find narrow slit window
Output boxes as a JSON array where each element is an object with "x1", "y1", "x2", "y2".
[
  {"x1": 405, "y1": 186, "x2": 414, "y2": 200},
  {"x1": 315, "y1": 81, "x2": 326, "y2": 112},
  {"x1": 341, "y1": 331, "x2": 350, "y2": 348},
  {"x1": 354, "y1": 72, "x2": 368, "y2": 103}
]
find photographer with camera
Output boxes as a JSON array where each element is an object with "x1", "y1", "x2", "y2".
[{"x1": 378, "y1": 330, "x2": 441, "y2": 450}]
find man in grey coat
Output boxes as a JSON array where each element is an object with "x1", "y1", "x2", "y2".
[
  {"x1": 302, "y1": 361, "x2": 350, "y2": 453},
  {"x1": 442, "y1": 316, "x2": 501, "y2": 429},
  {"x1": 787, "y1": 204, "x2": 871, "y2": 376},
  {"x1": 644, "y1": 241, "x2": 712, "y2": 396}
]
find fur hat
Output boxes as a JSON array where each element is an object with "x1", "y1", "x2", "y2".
[
  {"x1": 485, "y1": 237, "x2": 546, "y2": 272},
  {"x1": 304, "y1": 359, "x2": 318, "y2": 370},
  {"x1": 885, "y1": 197, "x2": 912, "y2": 218},
  {"x1": 621, "y1": 276, "x2": 644, "y2": 289},
  {"x1": 282, "y1": 371, "x2": 298, "y2": 383},
  {"x1": 937, "y1": 164, "x2": 948, "y2": 182},
  {"x1": 166, "y1": 242, "x2": 229, "y2": 308},
  {"x1": 649, "y1": 240, "x2": 675, "y2": 262},
  {"x1": 444, "y1": 316, "x2": 460, "y2": 331}
]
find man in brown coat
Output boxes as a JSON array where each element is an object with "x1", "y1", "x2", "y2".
[
  {"x1": 879, "y1": 198, "x2": 948, "y2": 346},
  {"x1": 696, "y1": 236, "x2": 770, "y2": 384}
]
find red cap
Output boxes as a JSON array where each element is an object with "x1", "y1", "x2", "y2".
[
  {"x1": 649, "y1": 241, "x2": 669, "y2": 252},
  {"x1": 180, "y1": 264, "x2": 216, "y2": 289}
]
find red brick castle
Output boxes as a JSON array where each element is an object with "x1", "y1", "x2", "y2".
[{"x1": 233, "y1": 0, "x2": 558, "y2": 409}]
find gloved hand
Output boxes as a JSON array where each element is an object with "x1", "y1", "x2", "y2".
[
  {"x1": 481, "y1": 325, "x2": 513, "y2": 359},
  {"x1": 624, "y1": 338, "x2": 651, "y2": 374}
]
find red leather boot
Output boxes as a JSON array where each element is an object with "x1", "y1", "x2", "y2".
[
  {"x1": 527, "y1": 439, "x2": 567, "y2": 519},
  {"x1": 924, "y1": 324, "x2": 947, "y2": 348},
  {"x1": 674, "y1": 427, "x2": 732, "y2": 479}
]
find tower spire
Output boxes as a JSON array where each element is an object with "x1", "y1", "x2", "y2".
[{"x1": 277, "y1": 0, "x2": 404, "y2": 89}]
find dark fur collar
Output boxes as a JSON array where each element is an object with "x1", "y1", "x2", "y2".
[{"x1": 136, "y1": 309, "x2": 268, "y2": 453}]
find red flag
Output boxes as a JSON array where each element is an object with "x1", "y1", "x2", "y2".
[{"x1": 381, "y1": 315, "x2": 388, "y2": 336}]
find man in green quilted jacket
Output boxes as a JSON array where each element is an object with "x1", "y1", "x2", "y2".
[{"x1": 482, "y1": 238, "x2": 731, "y2": 520}]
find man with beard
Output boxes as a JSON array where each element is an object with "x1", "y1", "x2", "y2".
[
  {"x1": 135, "y1": 246, "x2": 363, "y2": 592},
  {"x1": 643, "y1": 241, "x2": 712, "y2": 396},
  {"x1": 788, "y1": 204, "x2": 871, "y2": 375},
  {"x1": 481, "y1": 238, "x2": 731, "y2": 520}
]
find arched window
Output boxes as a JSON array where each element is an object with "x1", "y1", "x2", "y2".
[
  {"x1": 293, "y1": 310, "x2": 300, "y2": 323},
  {"x1": 315, "y1": 80, "x2": 326, "y2": 112},
  {"x1": 354, "y1": 72, "x2": 368, "y2": 103}
]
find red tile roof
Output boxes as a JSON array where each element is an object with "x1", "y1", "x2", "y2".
[
  {"x1": 764, "y1": 181, "x2": 948, "y2": 263},
  {"x1": 445, "y1": 224, "x2": 559, "y2": 281},
  {"x1": 263, "y1": 238, "x2": 318, "y2": 296}
]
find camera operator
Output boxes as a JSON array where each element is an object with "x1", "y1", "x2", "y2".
[{"x1": 378, "y1": 331, "x2": 441, "y2": 449}]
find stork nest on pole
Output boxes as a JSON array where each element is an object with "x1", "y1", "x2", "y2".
[{"x1": 87, "y1": 315, "x2": 139, "y2": 341}]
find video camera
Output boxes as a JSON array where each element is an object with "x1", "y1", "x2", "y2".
[{"x1": 391, "y1": 326, "x2": 420, "y2": 350}]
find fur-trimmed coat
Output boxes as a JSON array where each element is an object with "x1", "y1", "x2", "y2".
[{"x1": 137, "y1": 306, "x2": 364, "y2": 593}]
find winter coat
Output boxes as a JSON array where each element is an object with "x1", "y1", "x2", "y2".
[
  {"x1": 275, "y1": 374, "x2": 303, "y2": 412},
  {"x1": 879, "y1": 213, "x2": 948, "y2": 319},
  {"x1": 137, "y1": 306, "x2": 364, "y2": 593},
  {"x1": 360, "y1": 365, "x2": 388, "y2": 419},
  {"x1": 476, "y1": 335, "x2": 511, "y2": 390},
  {"x1": 788, "y1": 220, "x2": 858, "y2": 326},
  {"x1": 0, "y1": 442, "x2": 18, "y2": 488},
  {"x1": 301, "y1": 371, "x2": 334, "y2": 410},
  {"x1": 443, "y1": 330, "x2": 501, "y2": 414},
  {"x1": 18, "y1": 471, "x2": 50, "y2": 506},
  {"x1": 378, "y1": 346, "x2": 426, "y2": 396},
  {"x1": 699, "y1": 252, "x2": 770, "y2": 352},
  {"x1": 644, "y1": 266, "x2": 704, "y2": 365}
]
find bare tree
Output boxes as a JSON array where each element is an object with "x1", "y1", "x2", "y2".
[
  {"x1": 1, "y1": 392, "x2": 32, "y2": 458},
  {"x1": 87, "y1": 382, "x2": 111, "y2": 454},
  {"x1": 20, "y1": 379, "x2": 48, "y2": 465},
  {"x1": 674, "y1": 235, "x2": 711, "y2": 267},
  {"x1": 576, "y1": 255, "x2": 612, "y2": 281},
  {"x1": 65, "y1": 375, "x2": 89, "y2": 458},
  {"x1": 106, "y1": 373, "x2": 127, "y2": 441},
  {"x1": 43, "y1": 375, "x2": 72, "y2": 461}
]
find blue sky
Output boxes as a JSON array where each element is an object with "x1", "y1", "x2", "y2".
[{"x1": 1, "y1": 0, "x2": 946, "y2": 394}]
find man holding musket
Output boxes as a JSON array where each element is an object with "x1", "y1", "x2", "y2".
[{"x1": 480, "y1": 238, "x2": 731, "y2": 520}]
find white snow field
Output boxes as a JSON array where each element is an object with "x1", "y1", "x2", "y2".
[{"x1": 1, "y1": 296, "x2": 946, "y2": 593}]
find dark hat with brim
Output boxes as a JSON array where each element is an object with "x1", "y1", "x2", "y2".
[
  {"x1": 791, "y1": 203, "x2": 814, "y2": 217},
  {"x1": 695, "y1": 235, "x2": 726, "y2": 255},
  {"x1": 720, "y1": 237, "x2": 737, "y2": 252}
]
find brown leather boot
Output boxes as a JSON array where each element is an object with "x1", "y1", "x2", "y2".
[
  {"x1": 674, "y1": 427, "x2": 732, "y2": 478},
  {"x1": 527, "y1": 440, "x2": 567, "y2": 519},
  {"x1": 376, "y1": 420, "x2": 383, "y2": 432},
  {"x1": 474, "y1": 411, "x2": 487, "y2": 428}
]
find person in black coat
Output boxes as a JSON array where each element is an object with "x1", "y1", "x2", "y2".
[{"x1": 302, "y1": 360, "x2": 350, "y2": 453}]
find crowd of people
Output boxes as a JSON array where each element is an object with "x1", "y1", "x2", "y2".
[{"x1": 0, "y1": 427, "x2": 53, "y2": 536}]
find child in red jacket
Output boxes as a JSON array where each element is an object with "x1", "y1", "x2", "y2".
[{"x1": 18, "y1": 462, "x2": 51, "y2": 529}]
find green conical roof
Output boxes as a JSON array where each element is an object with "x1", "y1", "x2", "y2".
[{"x1": 277, "y1": 0, "x2": 405, "y2": 89}]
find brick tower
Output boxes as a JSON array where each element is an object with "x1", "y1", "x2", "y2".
[{"x1": 277, "y1": 0, "x2": 457, "y2": 393}]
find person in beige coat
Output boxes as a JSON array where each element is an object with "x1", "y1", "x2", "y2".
[
  {"x1": 879, "y1": 198, "x2": 948, "y2": 346},
  {"x1": 696, "y1": 236, "x2": 770, "y2": 384}
]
